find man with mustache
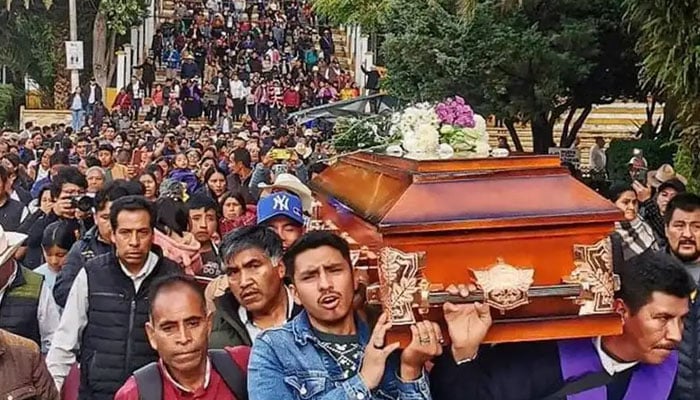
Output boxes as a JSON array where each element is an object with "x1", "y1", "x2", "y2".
[
  {"x1": 248, "y1": 231, "x2": 440, "y2": 399},
  {"x1": 429, "y1": 251, "x2": 694, "y2": 400},
  {"x1": 114, "y1": 275, "x2": 250, "y2": 400},
  {"x1": 208, "y1": 225, "x2": 302, "y2": 348},
  {"x1": 663, "y1": 193, "x2": 700, "y2": 399}
]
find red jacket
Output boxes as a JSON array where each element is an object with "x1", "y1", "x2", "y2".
[
  {"x1": 282, "y1": 89, "x2": 301, "y2": 108},
  {"x1": 114, "y1": 346, "x2": 250, "y2": 400}
]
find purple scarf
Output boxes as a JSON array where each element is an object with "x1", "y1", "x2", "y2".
[{"x1": 558, "y1": 339, "x2": 677, "y2": 400}]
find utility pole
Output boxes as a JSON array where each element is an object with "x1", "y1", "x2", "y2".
[{"x1": 68, "y1": 0, "x2": 80, "y2": 90}]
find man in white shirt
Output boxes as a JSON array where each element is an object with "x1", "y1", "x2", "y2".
[
  {"x1": 0, "y1": 227, "x2": 60, "y2": 354},
  {"x1": 46, "y1": 195, "x2": 181, "y2": 400},
  {"x1": 589, "y1": 136, "x2": 607, "y2": 176}
]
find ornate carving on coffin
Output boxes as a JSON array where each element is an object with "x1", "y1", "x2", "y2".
[
  {"x1": 472, "y1": 258, "x2": 535, "y2": 313},
  {"x1": 374, "y1": 247, "x2": 425, "y2": 325},
  {"x1": 563, "y1": 237, "x2": 619, "y2": 315}
]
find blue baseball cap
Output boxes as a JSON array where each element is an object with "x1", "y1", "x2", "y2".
[{"x1": 257, "y1": 192, "x2": 304, "y2": 226}]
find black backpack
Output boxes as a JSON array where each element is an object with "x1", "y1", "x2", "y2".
[{"x1": 133, "y1": 349, "x2": 248, "y2": 400}]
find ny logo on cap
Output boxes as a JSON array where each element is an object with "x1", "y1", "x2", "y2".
[{"x1": 273, "y1": 194, "x2": 290, "y2": 211}]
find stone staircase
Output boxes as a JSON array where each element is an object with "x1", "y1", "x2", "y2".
[{"x1": 486, "y1": 102, "x2": 663, "y2": 167}]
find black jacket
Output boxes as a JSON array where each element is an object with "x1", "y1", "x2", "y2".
[
  {"x1": 78, "y1": 252, "x2": 181, "y2": 400},
  {"x1": 53, "y1": 226, "x2": 112, "y2": 308},
  {"x1": 0, "y1": 266, "x2": 42, "y2": 345},
  {"x1": 669, "y1": 257, "x2": 700, "y2": 399},
  {"x1": 430, "y1": 340, "x2": 654, "y2": 400},
  {"x1": 209, "y1": 289, "x2": 302, "y2": 349}
]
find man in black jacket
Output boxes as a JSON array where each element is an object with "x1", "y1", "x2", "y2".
[
  {"x1": 663, "y1": 193, "x2": 700, "y2": 399},
  {"x1": 209, "y1": 225, "x2": 301, "y2": 348},
  {"x1": 46, "y1": 195, "x2": 181, "y2": 400},
  {"x1": 430, "y1": 251, "x2": 694, "y2": 400},
  {"x1": 53, "y1": 180, "x2": 144, "y2": 308}
]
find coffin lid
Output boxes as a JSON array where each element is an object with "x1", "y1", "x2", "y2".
[{"x1": 310, "y1": 152, "x2": 621, "y2": 234}]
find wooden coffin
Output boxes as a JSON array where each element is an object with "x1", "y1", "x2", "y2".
[{"x1": 309, "y1": 152, "x2": 623, "y2": 346}]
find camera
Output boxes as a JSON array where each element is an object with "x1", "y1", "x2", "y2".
[{"x1": 71, "y1": 195, "x2": 95, "y2": 212}]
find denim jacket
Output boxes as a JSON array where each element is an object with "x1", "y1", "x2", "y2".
[{"x1": 248, "y1": 310, "x2": 432, "y2": 400}]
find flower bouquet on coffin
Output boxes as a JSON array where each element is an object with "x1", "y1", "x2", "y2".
[
  {"x1": 436, "y1": 96, "x2": 490, "y2": 157},
  {"x1": 388, "y1": 102, "x2": 441, "y2": 157}
]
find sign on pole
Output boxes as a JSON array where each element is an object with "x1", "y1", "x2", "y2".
[
  {"x1": 548, "y1": 147, "x2": 581, "y2": 169},
  {"x1": 65, "y1": 41, "x2": 84, "y2": 70}
]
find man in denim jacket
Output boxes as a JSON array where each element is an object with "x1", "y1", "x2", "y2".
[{"x1": 249, "y1": 231, "x2": 440, "y2": 399}]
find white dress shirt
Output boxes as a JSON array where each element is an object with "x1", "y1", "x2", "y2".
[
  {"x1": 0, "y1": 262, "x2": 61, "y2": 354},
  {"x1": 237, "y1": 286, "x2": 294, "y2": 343},
  {"x1": 589, "y1": 145, "x2": 607, "y2": 173},
  {"x1": 46, "y1": 251, "x2": 160, "y2": 389},
  {"x1": 594, "y1": 337, "x2": 638, "y2": 375}
]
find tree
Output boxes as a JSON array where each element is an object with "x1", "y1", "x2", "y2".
[
  {"x1": 92, "y1": 0, "x2": 148, "y2": 89},
  {"x1": 623, "y1": 0, "x2": 700, "y2": 192},
  {"x1": 381, "y1": 0, "x2": 640, "y2": 153}
]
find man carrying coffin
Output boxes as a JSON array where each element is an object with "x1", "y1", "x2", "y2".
[{"x1": 430, "y1": 251, "x2": 694, "y2": 400}]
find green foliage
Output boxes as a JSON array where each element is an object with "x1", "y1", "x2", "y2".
[
  {"x1": 605, "y1": 138, "x2": 676, "y2": 182},
  {"x1": 100, "y1": 0, "x2": 148, "y2": 35},
  {"x1": 332, "y1": 114, "x2": 398, "y2": 152},
  {"x1": 0, "y1": 12, "x2": 57, "y2": 100},
  {"x1": 674, "y1": 144, "x2": 700, "y2": 194},
  {"x1": 624, "y1": 0, "x2": 700, "y2": 185},
  {"x1": 0, "y1": 84, "x2": 20, "y2": 127},
  {"x1": 312, "y1": 0, "x2": 390, "y2": 31},
  {"x1": 380, "y1": 0, "x2": 640, "y2": 153}
]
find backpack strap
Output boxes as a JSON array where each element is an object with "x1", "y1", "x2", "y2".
[
  {"x1": 133, "y1": 362, "x2": 163, "y2": 400},
  {"x1": 209, "y1": 349, "x2": 248, "y2": 400}
]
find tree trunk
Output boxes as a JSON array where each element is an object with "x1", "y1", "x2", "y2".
[
  {"x1": 559, "y1": 106, "x2": 577, "y2": 147},
  {"x1": 566, "y1": 104, "x2": 593, "y2": 145},
  {"x1": 52, "y1": 21, "x2": 70, "y2": 109},
  {"x1": 92, "y1": 12, "x2": 110, "y2": 89},
  {"x1": 531, "y1": 112, "x2": 554, "y2": 154},
  {"x1": 504, "y1": 118, "x2": 524, "y2": 152}
]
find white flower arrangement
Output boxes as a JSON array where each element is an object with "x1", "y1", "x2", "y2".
[{"x1": 389, "y1": 103, "x2": 441, "y2": 154}]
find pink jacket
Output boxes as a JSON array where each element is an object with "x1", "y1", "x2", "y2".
[{"x1": 153, "y1": 229, "x2": 203, "y2": 276}]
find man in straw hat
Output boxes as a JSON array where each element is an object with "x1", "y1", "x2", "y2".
[
  {"x1": 0, "y1": 226, "x2": 60, "y2": 353},
  {"x1": 646, "y1": 163, "x2": 688, "y2": 188}
]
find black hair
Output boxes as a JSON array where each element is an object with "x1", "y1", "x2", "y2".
[
  {"x1": 96, "y1": 179, "x2": 145, "y2": 212},
  {"x1": 109, "y1": 195, "x2": 155, "y2": 230},
  {"x1": 665, "y1": 193, "x2": 700, "y2": 226},
  {"x1": 220, "y1": 225, "x2": 283, "y2": 267},
  {"x1": 186, "y1": 191, "x2": 219, "y2": 214},
  {"x1": 204, "y1": 165, "x2": 227, "y2": 185},
  {"x1": 308, "y1": 162, "x2": 328, "y2": 176},
  {"x1": 617, "y1": 251, "x2": 695, "y2": 314},
  {"x1": 98, "y1": 143, "x2": 115, "y2": 154},
  {"x1": 42, "y1": 220, "x2": 77, "y2": 250},
  {"x1": 283, "y1": 231, "x2": 352, "y2": 281},
  {"x1": 220, "y1": 190, "x2": 247, "y2": 211},
  {"x1": 154, "y1": 197, "x2": 189, "y2": 235},
  {"x1": 50, "y1": 166, "x2": 87, "y2": 198},
  {"x1": 50, "y1": 150, "x2": 70, "y2": 167},
  {"x1": 658, "y1": 178, "x2": 687, "y2": 197},
  {"x1": 232, "y1": 148, "x2": 251, "y2": 169},
  {"x1": 85, "y1": 156, "x2": 101, "y2": 168},
  {"x1": 0, "y1": 165, "x2": 8, "y2": 183},
  {"x1": 606, "y1": 182, "x2": 634, "y2": 203},
  {"x1": 148, "y1": 274, "x2": 206, "y2": 317},
  {"x1": 3, "y1": 153, "x2": 19, "y2": 168}
]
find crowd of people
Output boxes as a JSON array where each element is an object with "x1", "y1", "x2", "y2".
[
  {"x1": 67, "y1": 0, "x2": 362, "y2": 135},
  {"x1": 1, "y1": 2, "x2": 700, "y2": 399}
]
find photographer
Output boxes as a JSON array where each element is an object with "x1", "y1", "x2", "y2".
[
  {"x1": 19, "y1": 166, "x2": 88, "y2": 269},
  {"x1": 53, "y1": 179, "x2": 144, "y2": 308}
]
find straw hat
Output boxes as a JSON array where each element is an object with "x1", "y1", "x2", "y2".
[
  {"x1": 258, "y1": 173, "x2": 313, "y2": 213},
  {"x1": 646, "y1": 164, "x2": 687, "y2": 188},
  {"x1": 0, "y1": 226, "x2": 27, "y2": 267}
]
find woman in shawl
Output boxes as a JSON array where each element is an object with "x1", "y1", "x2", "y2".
[{"x1": 607, "y1": 183, "x2": 660, "y2": 267}]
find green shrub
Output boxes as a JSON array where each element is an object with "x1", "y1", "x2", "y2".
[
  {"x1": 0, "y1": 85, "x2": 19, "y2": 128},
  {"x1": 606, "y1": 138, "x2": 677, "y2": 182},
  {"x1": 674, "y1": 143, "x2": 700, "y2": 194}
]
